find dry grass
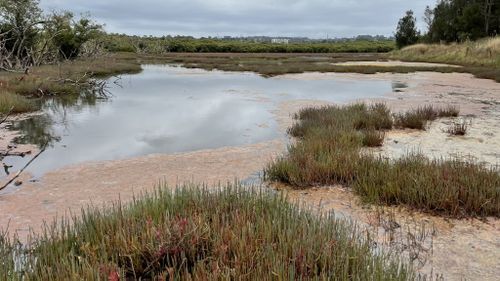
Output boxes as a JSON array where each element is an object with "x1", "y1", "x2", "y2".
[
  {"x1": 265, "y1": 103, "x2": 500, "y2": 217},
  {"x1": 392, "y1": 37, "x2": 500, "y2": 67},
  {"x1": 0, "y1": 90, "x2": 36, "y2": 114},
  {"x1": 446, "y1": 119, "x2": 470, "y2": 136},
  {"x1": 0, "y1": 184, "x2": 413, "y2": 280},
  {"x1": 391, "y1": 37, "x2": 500, "y2": 82}
]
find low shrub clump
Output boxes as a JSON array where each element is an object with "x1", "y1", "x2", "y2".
[
  {"x1": 394, "y1": 105, "x2": 459, "y2": 130},
  {"x1": 265, "y1": 103, "x2": 500, "y2": 217},
  {"x1": 0, "y1": 185, "x2": 413, "y2": 280}
]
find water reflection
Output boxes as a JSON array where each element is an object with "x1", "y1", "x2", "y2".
[
  {"x1": 391, "y1": 81, "x2": 408, "y2": 92},
  {"x1": 4, "y1": 65, "x2": 393, "y2": 178}
]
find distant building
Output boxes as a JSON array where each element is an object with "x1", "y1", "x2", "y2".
[{"x1": 271, "y1": 38, "x2": 289, "y2": 44}]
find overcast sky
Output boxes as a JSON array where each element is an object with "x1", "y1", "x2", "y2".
[{"x1": 40, "y1": 0, "x2": 434, "y2": 38}]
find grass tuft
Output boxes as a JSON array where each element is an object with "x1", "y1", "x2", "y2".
[
  {"x1": 446, "y1": 119, "x2": 470, "y2": 136},
  {"x1": 362, "y1": 129, "x2": 386, "y2": 147},
  {"x1": 0, "y1": 90, "x2": 37, "y2": 114},
  {"x1": 394, "y1": 105, "x2": 460, "y2": 130}
]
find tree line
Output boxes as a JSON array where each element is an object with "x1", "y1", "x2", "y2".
[
  {"x1": 396, "y1": 0, "x2": 499, "y2": 48},
  {"x1": 103, "y1": 34, "x2": 395, "y2": 54}
]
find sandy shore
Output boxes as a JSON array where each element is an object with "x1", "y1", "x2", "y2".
[{"x1": 1, "y1": 68, "x2": 499, "y2": 280}]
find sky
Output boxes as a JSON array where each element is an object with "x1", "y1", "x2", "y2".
[{"x1": 40, "y1": 0, "x2": 435, "y2": 38}]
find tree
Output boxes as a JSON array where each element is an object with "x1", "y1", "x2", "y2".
[
  {"x1": 0, "y1": 0, "x2": 103, "y2": 70},
  {"x1": 0, "y1": 0, "x2": 44, "y2": 69},
  {"x1": 423, "y1": 0, "x2": 500, "y2": 43},
  {"x1": 395, "y1": 10, "x2": 420, "y2": 48},
  {"x1": 46, "y1": 12, "x2": 102, "y2": 59}
]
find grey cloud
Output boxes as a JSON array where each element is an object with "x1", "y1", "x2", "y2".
[{"x1": 40, "y1": 0, "x2": 434, "y2": 38}]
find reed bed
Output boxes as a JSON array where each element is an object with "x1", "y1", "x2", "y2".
[
  {"x1": 0, "y1": 184, "x2": 413, "y2": 280},
  {"x1": 265, "y1": 103, "x2": 500, "y2": 217}
]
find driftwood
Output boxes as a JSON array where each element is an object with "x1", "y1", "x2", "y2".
[
  {"x1": 50, "y1": 72, "x2": 112, "y2": 97},
  {"x1": 0, "y1": 144, "x2": 47, "y2": 191}
]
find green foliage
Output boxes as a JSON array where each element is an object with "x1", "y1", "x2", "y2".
[
  {"x1": 0, "y1": 0, "x2": 103, "y2": 69},
  {"x1": 0, "y1": 184, "x2": 413, "y2": 280},
  {"x1": 265, "y1": 103, "x2": 500, "y2": 217},
  {"x1": 424, "y1": 0, "x2": 500, "y2": 43},
  {"x1": 395, "y1": 10, "x2": 420, "y2": 49},
  {"x1": 46, "y1": 12, "x2": 103, "y2": 59},
  {"x1": 0, "y1": 0, "x2": 43, "y2": 67}
]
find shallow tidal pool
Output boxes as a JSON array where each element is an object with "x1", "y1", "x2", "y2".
[{"x1": 3, "y1": 65, "x2": 396, "y2": 178}]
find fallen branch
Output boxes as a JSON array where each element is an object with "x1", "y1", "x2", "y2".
[
  {"x1": 0, "y1": 143, "x2": 47, "y2": 191},
  {"x1": 0, "y1": 106, "x2": 14, "y2": 126}
]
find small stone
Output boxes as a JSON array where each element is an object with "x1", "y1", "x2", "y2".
[{"x1": 14, "y1": 180, "x2": 23, "y2": 186}]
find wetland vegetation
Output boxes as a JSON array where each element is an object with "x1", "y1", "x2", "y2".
[
  {"x1": 265, "y1": 103, "x2": 500, "y2": 218},
  {"x1": 0, "y1": 184, "x2": 413, "y2": 280}
]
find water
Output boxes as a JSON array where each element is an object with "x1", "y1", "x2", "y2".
[{"x1": 3, "y1": 65, "x2": 393, "y2": 179}]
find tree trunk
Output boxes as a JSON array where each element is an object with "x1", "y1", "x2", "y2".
[{"x1": 484, "y1": 0, "x2": 493, "y2": 35}]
